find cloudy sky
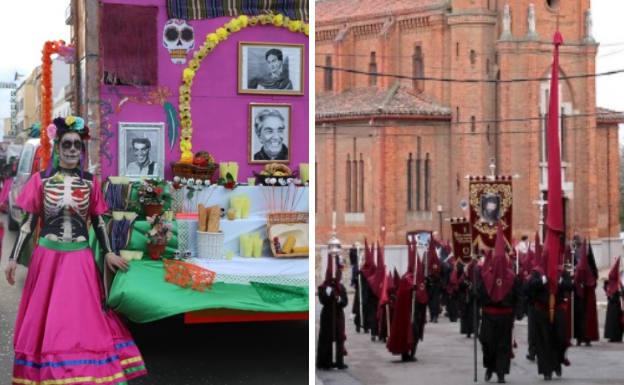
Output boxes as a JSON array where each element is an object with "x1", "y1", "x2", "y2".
[{"x1": 0, "y1": 1, "x2": 622, "y2": 139}]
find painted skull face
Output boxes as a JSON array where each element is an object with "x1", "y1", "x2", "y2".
[
  {"x1": 163, "y1": 19, "x2": 195, "y2": 64},
  {"x1": 58, "y1": 132, "x2": 82, "y2": 168}
]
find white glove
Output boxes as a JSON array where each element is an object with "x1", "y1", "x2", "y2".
[
  {"x1": 542, "y1": 275, "x2": 548, "y2": 284},
  {"x1": 326, "y1": 286, "x2": 333, "y2": 296},
  {"x1": 559, "y1": 277, "x2": 563, "y2": 284}
]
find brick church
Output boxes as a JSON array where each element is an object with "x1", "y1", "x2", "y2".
[{"x1": 315, "y1": 0, "x2": 623, "y2": 266}]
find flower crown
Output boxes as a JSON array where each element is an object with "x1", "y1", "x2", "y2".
[{"x1": 48, "y1": 115, "x2": 90, "y2": 142}]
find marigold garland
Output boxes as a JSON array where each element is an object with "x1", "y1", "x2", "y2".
[
  {"x1": 177, "y1": 14, "x2": 309, "y2": 163},
  {"x1": 40, "y1": 40, "x2": 68, "y2": 169}
]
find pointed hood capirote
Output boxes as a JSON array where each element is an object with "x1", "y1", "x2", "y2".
[
  {"x1": 480, "y1": 224, "x2": 515, "y2": 302},
  {"x1": 606, "y1": 257, "x2": 621, "y2": 297},
  {"x1": 372, "y1": 241, "x2": 386, "y2": 297},
  {"x1": 574, "y1": 240, "x2": 597, "y2": 296},
  {"x1": 414, "y1": 249, "x2": 429, "y2": 304},
  {"x1": 427, "y1": 238, "x2": 441, "y2": 276},
  {"x1": 361, "y1": 238, "x2": 376, "y2": 279}
]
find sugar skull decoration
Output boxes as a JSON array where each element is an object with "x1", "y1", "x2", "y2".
[{"x1": 163, "y1": 19, "x2": 195, "y2": 64}]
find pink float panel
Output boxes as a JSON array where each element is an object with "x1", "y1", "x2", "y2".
[{"x1": 99, "y1": 0, "x2": 309, "y2": 180}]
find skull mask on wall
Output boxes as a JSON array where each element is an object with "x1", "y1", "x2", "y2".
[{"x1": 163, "y1": 19, "x2": 195, "y2": 64}]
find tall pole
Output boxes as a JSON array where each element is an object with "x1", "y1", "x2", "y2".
[
  {"x1": 533, "y1": 199, "x2": 548, "y2": 242},
  {"x1": 473, "y1": 255, "x2": 478, "y2": 383}
]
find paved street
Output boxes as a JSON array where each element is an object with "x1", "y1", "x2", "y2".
[
  {"x1": 316, "y1": 287, "x2": 624, "y2": 385},
  {"x1": 0, "y1": 216, "x2": 308, "y2": 385}
]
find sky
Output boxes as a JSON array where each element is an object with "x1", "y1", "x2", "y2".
[{"x1": 0, "y1": 1, "x2": 622, "y2": 138}]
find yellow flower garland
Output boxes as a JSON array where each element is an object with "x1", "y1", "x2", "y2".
[{"x1": 177, "y1": 14, "x2": 309, "y2": 163}]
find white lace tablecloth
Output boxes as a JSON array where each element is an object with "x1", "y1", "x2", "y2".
[{"x1": 187, "y1": 257, "x2": 309, "y2": 287}]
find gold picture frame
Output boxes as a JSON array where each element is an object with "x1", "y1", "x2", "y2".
[
  {"x1": 238, "y1": 41, "x2": 305, "y2": 96},
  {"x1": 248, "y1": 103, "x2": 292, "y2": 164}
]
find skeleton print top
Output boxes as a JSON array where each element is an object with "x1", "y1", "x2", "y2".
[{"x1": 12, "y1": 169, "x2": 110, "y2": 249}]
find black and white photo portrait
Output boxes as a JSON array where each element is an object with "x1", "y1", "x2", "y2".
[
  {"x1": 118, "y1": 122, "x2": 165, "y2": 179},
  {"x1": 248, "y1": 104, "x2": 291, "y2": 164},
  {"x1": 480, "y1": 193, "x2": 501, "y2": 224},
  {"x1": 239, "y1": 42, "x2": 304, "y2": 95}
]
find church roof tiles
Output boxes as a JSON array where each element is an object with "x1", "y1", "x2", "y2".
[{"x1": 316, "y1": 85, "x2": 452, "y2": 121}]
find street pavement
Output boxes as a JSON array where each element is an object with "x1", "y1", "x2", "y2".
[
  {"x1": 316, "y1": 283, "x2": 624, "y2": 385},
  {"x1": 0, "y1": 216, "x2": 308, "y2": 385}
]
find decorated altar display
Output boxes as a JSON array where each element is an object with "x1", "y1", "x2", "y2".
[{"x1": 89, "y1": 0, "x2": 310, "y2": 323}]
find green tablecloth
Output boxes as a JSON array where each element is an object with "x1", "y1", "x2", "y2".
[
  {"x1": 107, "y1": 260, "x2": 309, "y2": 323},
  {"x1": 90, "y1": 220, "x2": 308, "y2": 323}
]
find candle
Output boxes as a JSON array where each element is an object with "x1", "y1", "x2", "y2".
[
  {"x1": 299, "y1": 163, "x2": 309, "y2": 184},
  {"x1": 241, "y1": 195, "x2": 250, "y2": 218},
  {"x1": 252, "y1": 234, "x2": 263, "y2": 257},
  {"x1": 240, "y1": 234, "x2": 252, "y2": 257},
  {"x1": 332, "y1": 211, "x2": 336, "y2": 230}
]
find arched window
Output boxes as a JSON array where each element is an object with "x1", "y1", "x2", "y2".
[
  {"x1": 412, "y1": 45, "x2": 423, "y2": 91},
  {"x1": 324, "y1": 56, "x2": 333, "y2": 91},
  {"x1": 546, "y1": 0, "x2": 559, "y2": 9},
  {"x1": 369, "y1": 52, "x2": 378, "y2": 86}
]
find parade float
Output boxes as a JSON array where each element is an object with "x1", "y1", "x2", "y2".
[{"x1": 30, "y1": 1, "x2": 310, "y2": 324}]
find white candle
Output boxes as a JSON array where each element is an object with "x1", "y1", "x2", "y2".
[{"x1": 332, "y1": 211, "x2": 336, "y2": 230}]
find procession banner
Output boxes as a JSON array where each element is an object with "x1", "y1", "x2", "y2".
[
  {"x1": 468, "y1": 176, "x2": 513, "y2": 252},
  {"x1": 450, "y1": 218, "x2": 472, "y2": 263}
]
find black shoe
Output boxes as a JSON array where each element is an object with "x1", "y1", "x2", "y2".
[
  {"x1": 401, "y1": 353, "x2": 416, "y2": 362},
  {"x1": 316, "y1": 365, "x2": 332, "y2": 371},
  {"x1": 371, "y1": 335, "x2": 377, "y2": 342},
  {"x1": 336, "y1": 364, "x2": 349, "y2": 370},
  {"x1": 576, "y1": 340, "x2": 581, "y2": 346},
  {"x1": 485, "y1": 370, "x2": 492, "y2": 382},
  {"x1": 467, "y1": 333, "x2": 471, "y2": 338},
  {"x1": 544, "y1": 374, "x2": 552, "y2": 381},
  {"x1": 526, "y1": 354, "x2": 535, "y2": 361},
  {"x1": 497, "y1": 374, "x2": 505, "y2": 383},
  {"x1": 555, "y1": 368, "x2": 562, "y2": 377},
  {"x1": 355, "y1": 326, "x2": 360, "y2": 333},
  {"x1": 585, "y1": 341, "x2": 592, "y2": 347}
]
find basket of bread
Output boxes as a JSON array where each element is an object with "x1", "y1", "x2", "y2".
[
  {"x1": 255, "y1": 163, "x2": 294, "y2": 185},
  {"x1": 267, "y1": 212, "x2": 309, "y2": 258}
]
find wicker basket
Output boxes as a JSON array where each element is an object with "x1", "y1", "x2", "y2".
[
  {"x1": 267, "y1": 212, "x2": 309, "y2": 258},
  {"x1": 197, "y1": 231, "x2": 224, "y2": 259},
  {"x1": 172, "y1": 162, "x2": 218, "y2": 181}
]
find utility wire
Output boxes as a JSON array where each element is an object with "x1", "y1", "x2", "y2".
[
  {"x1": 315, "y1": 123, "x2": 615, "y2": 138},
  {"x1": 316, "y1": 110, "x2": 623, "y2": 127},
  {"x1": 316, "y1": 65, "x2": 624, "y2": 83}
]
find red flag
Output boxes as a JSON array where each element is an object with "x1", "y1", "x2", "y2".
[{"x1": 544, "y1": 31, "x2": 565, "y2": 297}]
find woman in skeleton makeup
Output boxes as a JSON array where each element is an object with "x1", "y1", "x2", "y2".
[{"x1": 4, "y1": 116, "x2": 147, "y2": 384}]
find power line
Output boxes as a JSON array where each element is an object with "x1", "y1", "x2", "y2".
[
  {"x1": 316, "y1": 110, "x2": 622, "y2": 127},
  {"x1": 315, "y1": 47, "x2": 624, "y2": 74},
  {"x1": 315, "y1": 123, "x2": 615, "y2": 138},
  {"x1": 316, "y1": 65, "x2": 624, "y2": 83}
]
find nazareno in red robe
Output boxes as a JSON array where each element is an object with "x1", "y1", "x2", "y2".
[
  {"x1": 573, "y1": 241, "x2": 599, "y2": 342},
  {"x1": 387, "y1": 239, "x2": 428, "y2": 355}
]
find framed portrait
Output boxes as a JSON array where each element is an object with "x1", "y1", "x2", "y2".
[
  {"x1": 248, "y1": 103, "x2": 291, "y2": 164},
  {"x1": 238, "y1": 42, "x2": 305, "y2": 96},
  {"x1": 480, "y1": 193, "x2": 501, "y2": 224},
  {"x1": 118, "y1": 122, "x2": 165, "y2": 179}
]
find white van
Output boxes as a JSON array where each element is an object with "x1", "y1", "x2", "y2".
[{"x1": 8, "y1": 138, "x2": 41, "y2": 230}]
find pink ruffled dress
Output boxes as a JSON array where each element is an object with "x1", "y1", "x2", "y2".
[{"x1": 11, "y1": 172, "x2": 147, "y2": 385}]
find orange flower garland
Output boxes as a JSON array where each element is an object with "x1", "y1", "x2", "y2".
[{"x1": 40, "y1": 40, "x2": 67, "y2": 169}]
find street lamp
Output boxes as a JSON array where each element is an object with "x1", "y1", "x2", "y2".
[{"x1": 437, "y1": 205, "x2": 443, "y2": 240}]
